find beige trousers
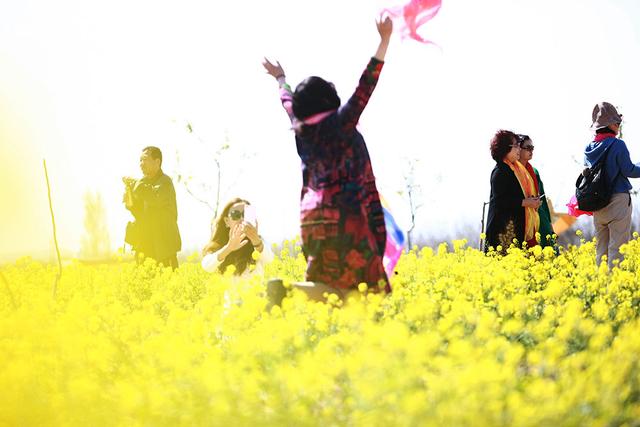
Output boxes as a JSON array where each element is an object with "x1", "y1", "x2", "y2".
[{"x1": 593, "y1": 193, "x2": 632, "y2": 268}]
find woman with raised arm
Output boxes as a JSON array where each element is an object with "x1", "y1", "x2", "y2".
[{"x1": 262, "y1": 17, "x2": 393, "y2": 301}]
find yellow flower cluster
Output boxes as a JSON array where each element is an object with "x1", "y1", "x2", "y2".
[{"x1": 2, "y1": 236, "x2": 640, "y2": 426}]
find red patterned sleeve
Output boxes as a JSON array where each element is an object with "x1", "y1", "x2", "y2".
[{"x1": 338, "y1": 57, "x2": 384, "y2": 131}]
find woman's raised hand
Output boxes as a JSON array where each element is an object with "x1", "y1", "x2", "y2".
[
  {"x1": 374, "y1": 16, "x2": 392, "y2": 61},
  {"x1": 243, "y1": 222, "x2": 261, "y2": 247},
  {"x1": 262, "y1": 58, "x2": 285, "y2": 79},
  {"x1": 227, "y1": 223, "x2": 248, "y2": 252},
  {"x1": 376, "y1": 15, "x2": 393, "y2": 41}
]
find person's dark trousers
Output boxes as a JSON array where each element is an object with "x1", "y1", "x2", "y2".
[{"x1": 160, "y1": 255, "x2": 179, "y2": 270}]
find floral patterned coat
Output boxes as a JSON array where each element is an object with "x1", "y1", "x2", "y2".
[{"x1": 278, "y1": 58, "x2": 389, "y2": 291}]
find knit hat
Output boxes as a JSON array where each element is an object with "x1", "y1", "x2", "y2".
[{"x1": 591, "y1": 102, "x2": 623, "y2": 131}]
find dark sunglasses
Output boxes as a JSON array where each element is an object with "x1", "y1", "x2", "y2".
[
  {"x1": 521, "y1": 145, "x2": 534, "y2": 152},
  {"x1": 228, "y1": 210, "x2": 244, "y2": 220}
]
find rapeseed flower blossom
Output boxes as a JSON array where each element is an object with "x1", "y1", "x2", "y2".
[{"x1": 1, "y1": 236, "x2": 640, "y2": 425}]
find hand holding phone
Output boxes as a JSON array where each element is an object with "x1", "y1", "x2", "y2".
[{"x1": 243, "y1": 205, "x2": 257, "y2": 227}]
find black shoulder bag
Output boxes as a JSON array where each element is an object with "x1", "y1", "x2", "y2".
[{"x1": 575, "y1": 141, "x2": 619, "y2": 211}]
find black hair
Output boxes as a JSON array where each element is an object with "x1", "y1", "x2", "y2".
[
  {"x1": 595, "y1": 127, "x2": 617, "y2": 134},
  {"x1": 292, "y1": 76, "x2": 341, "y2": 120},
  {"x1": 143, "y1": 146, "x2": 163, "y2": 166},
  {"x1": 516, "y1": 134, "x2": 531, "y2": 145},
  {"x1": 490, "y1": 130, "x2": 518, "y2": 162}
]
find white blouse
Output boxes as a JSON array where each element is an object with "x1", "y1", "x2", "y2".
[{"x1": 201, "y1": 243, "x2": 273, "y2": 277}]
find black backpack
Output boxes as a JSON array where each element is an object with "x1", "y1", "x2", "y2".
[{"x1": 575, "y1": 141, "x2": 617, "y2": 211}]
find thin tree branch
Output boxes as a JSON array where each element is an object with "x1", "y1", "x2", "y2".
[
  {"x1": 214, "y1": 158, "x2": 221, "y2": 219},
  {"x1": 183, "y1": 185, "x2": 215, "y2": 212},
  {"x1": 43, "y1": 159, "x2": 62, "y2": 298}
]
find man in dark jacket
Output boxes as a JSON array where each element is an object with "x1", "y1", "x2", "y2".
[
  {"x1": 123, "y1": 146, "x2": 181, "y2": 268},
  {"x1": 585, "y1": 102, "x2": 640, "y2": 267}
]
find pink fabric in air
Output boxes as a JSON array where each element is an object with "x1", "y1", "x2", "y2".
[
  {"x1": 302, "y1": 110, "x2": 337, "y2": 126},
  {"x1": 382, "y1": 0, "x2": 442, "y2": 44}
]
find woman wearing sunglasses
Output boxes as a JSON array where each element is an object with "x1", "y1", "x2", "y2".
[
  {"x1": 201, "y1": 198, "x2": 266, "y2": 275},
  {"x1": 517, "y1": 134, "x2": 555, "y2": 249},
  {"x1": 485, "y1": 130, "x2": 542, "y2": 253}
]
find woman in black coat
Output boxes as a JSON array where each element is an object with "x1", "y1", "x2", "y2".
[{"x1": 485, "y1": 130, "x2": 542, "y2": 252}]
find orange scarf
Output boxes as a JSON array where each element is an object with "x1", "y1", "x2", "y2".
[{"x1": 504, "y1": 159, "x2": 540, "y2": 243}]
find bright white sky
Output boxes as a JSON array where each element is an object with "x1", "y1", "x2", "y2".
[{"x1": 1, "y1": 0, "x2": 639, "y2": 261}]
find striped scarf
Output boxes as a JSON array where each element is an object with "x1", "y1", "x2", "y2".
[{"x1": 504, "y1": 159, "x2": 540, "y2": 243}]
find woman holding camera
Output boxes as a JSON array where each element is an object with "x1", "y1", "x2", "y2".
[{"x1": 201, "y1": 198, "x2": 267, "y2": 276}]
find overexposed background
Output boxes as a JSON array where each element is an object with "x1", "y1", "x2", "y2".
[{"x1": 1, "y1": 0, "x2": 639, "y2": 261}]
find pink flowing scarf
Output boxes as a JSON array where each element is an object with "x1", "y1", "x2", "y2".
[{"x1": 382, "y1": 0, "x2": 442, "y2": 44}]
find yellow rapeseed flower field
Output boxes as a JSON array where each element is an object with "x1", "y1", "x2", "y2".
[{"x1": 2, "y1": 236, "x2": 640, "y2": 426}]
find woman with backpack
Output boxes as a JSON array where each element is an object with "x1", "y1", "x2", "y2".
[{"x1": 584, "y1": 102, "x2": 640, "y2": 267}]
